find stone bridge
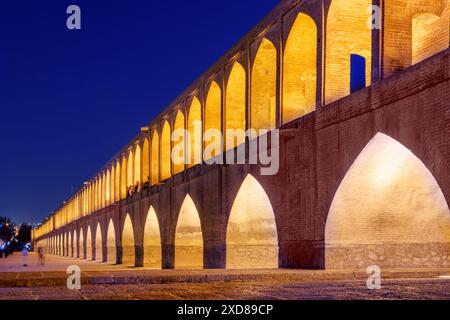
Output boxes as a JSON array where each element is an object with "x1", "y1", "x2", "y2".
[{"x1": 33, "y1": 0, "x2": 450, "y2": 270}]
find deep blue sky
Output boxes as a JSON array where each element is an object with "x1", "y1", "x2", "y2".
[{"x1": 0, "y1": 0, "x2": 280, "y2": 224}]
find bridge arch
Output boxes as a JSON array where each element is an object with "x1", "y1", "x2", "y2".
[
  {"x1": 226, "y1": 174, "x2": 278, "y2": 269},
  {"x1": 122, "y1": 214, "x2": 135, "y2": 267},
  {"x1": 86, "y1": 225, "x2": 93, "y2": 260},
  {"x1": 187, "y1": 97, "x2": 202, "y2": 168},
  {"x1": 325, "y1": 0, "x2": 372, "y2": 104},
  {"x1": 95, "y1": 222, "x2": 102, "y2": 261},
  {"x1": 107, "y1": 219, "x2": 117, "y2": 264},
  {"x1": 283, "y1": 12, "x2": 317, "y2": 124},
  {"x1": 251, "y1": 38, "x2": 277, "y2": 134},
  {"x1": 173, "y1": 110, "x2": 186, "y2": 175},
  {"x1": 325, "y1": 133, "x2": 450, "y2": 269},
  {"x1": 121, "y1": 155, "x2": 127, "y2": 199},
  {"x1": 134, "y1": 144, "x2": 141, "y2": 187},
  {"x1": 161, "y1": 121, "x2": 172, "y2": 181},
  {"x1": 205, "y1": 81, "x2": 222, "y2": 160},
  {"x1": 127, "y1": 149, "x2": 134, "y2": 189},
  {"x1": 225, "y1": 62, "x2": 246, "y2": 151},
  {"x1": 115, "y1": 161, "x2": 121, "y2": 202},
  {"x1": 175, "y1": 194, "x2": 204, "y2": 269},
  {"x1": 143, "y1": 206, "x2": 162, "y2": 268},
  {"x1": 142, "y1": 138, "x2": 150, "y2": 183},
  {"x1": 151, "y1": 130, "x2": 160, "y2": 185}
]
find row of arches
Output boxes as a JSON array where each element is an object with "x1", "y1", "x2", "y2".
[{"x1": 38, "y1": 133, "x2": 450, "y2": 269}]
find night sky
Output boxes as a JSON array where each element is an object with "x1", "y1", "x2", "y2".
[{"x1": 0, "y1": 0, "x2": 280, "y2": 224}]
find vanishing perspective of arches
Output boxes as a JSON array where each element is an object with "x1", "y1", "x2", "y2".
[
  {"x1": 283, "y1": 13, "x2": 317, "y2": 124},
  {"x1": 107, "y1": 219, "x2": 117, "y2": 264},
  {"x1": 143, "y1": 206, "x2": 162, "y2": 268},
  {"x1": 325, "y1": 0, "x2": 372, "y2": 104},
  {"x1": 325, "y1": 133, "x2": 450, "y2": 269},
  {"x1": 226, "y1": 174, "x2": 278, "y2": 269},
  {"x1": 251, "y1": 38, "x2": 277, "y2": 134},
  {"x1": 175, "y1": 195, "x2": 203, "y2": 269},
  {"x1": 122, "y1": 214, "x2": 135, "y2": 267},
  {"x1": 225, "y1": 62, "x2": 246, "y2": 151}
]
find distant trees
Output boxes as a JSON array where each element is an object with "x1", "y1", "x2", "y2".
[
  {"x1": 0, "y1": 217, "x2": 16, "y2": 243},
  {"x1": 17, "y1": 223, "x2": 32, "y2": 244}
]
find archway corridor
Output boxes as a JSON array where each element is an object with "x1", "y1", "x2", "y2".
[{"x1": 122, "y1": 214, "x2": 135, "y2": 267}]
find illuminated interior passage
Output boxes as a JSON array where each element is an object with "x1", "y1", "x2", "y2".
[
  {"x1": 173, "y1": 110, "x2": 186, "y2": 175},
  {"x1": 86, "y1": 226, "x2": 92, "y2": 260},
  {"x1": 142, "y1": 138, "x2": 150, "y2": 183},
  {"x1": 283, "y1": 13, "x2": 317, "y2": 124},
  {"x1": 134, "y1": 145, "x2": 141, "y2": 185},
  {"x1": 121, "y1": 156, "x2": 127, "y2": 199},
  {"x1": 107, "y1": 219, "x2": 117, "y2": 264},
  {"x1": 161, "y1": 121, "x2": 172, "y2": 181},
  {"x1": 143, "y1": 207, "x2": 162, "y2": 268},
  {"x1": 106, "y1": 169, "x2": 111, "y2": 205},
  {"x1": 225, "y1": 62, "x2": 246, "y2": 151},
  {"x1": 175, "y1": 195, "x2": 203, "y2": 269},
  {"x1": 226, "y1": 174, "x2": 278, "y2": 269},
  {"x1": 151, "y1": 130, "x2": 160, "y2": 185},
  {"x1": 325, "y1": 0, "x2": 372, "y2": 104},
  {"x1": 110, "y1": 166, "x2": 115, "y2": 205},
  {"x1": 122, "y1": 214, "x2": 135, "y2": 267},
  {"x1": 325, "y1": 133, "x2": 450, "y2": 269},
  {"x1": 204, "y1": 81, "x2": 222, "y2": 160},
  {"x1": 188, "y1": 97, "x2": 202, "y2": 167},
  {"x1": 127, "y1": 150, "x2": 134, "y2": 187},
  {"x1": 115, "y1": 161, "x2": 121, "y2": 202},
  {"x1": 95, "y1": 223, "x2": 102, "y2": 261},
  {"x1": 251, "y1": 38, "x2": 277, "y2": 133}
]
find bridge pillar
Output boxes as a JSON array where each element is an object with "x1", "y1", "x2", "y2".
[
  {"x1": 204, "y1": 243, "x2": 226, "y2": 269},
  {"x1": 116, "y1": 245, "x2": 123, "y2": 265},
  {"x1": 135, "y1": 245, "x2": 144, "y2": 267},
  {"x1": 162, "y1": 244, "x2": 175, "y2": 269},
  {"x1": 279, "y1": 240, "x2": 325, "y2": 269}
]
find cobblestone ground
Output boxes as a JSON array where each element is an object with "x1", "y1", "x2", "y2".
[{"x1": 2, "y1": 278, "x2": 450, "y2": 300}]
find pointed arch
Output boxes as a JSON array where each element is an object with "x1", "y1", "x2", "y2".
[
  {"x1": 115, "y1": 161, "x2": 121, "y2": 202},
  {"x1": 283, "y1": 13, "x2": 317, "y2": 124},
  {"x1": 86, "y1": 226, "x2": 93, "y2": 260},
  {"x1": 225, "y1": 62, "x2": 246, "y2": 151},
  {"x1": 143, "y1": 206, "x2": 162, "y2": 268},
  {"x1": 95, "y1": 222, "x2": 102, "y2": 262},
  {"x1": 173, "y1": 110, "x2": 186, "y2": 175},
  {"x1": 175, "y1": 195, "x2": 203, "y2": 269},
  {"x1": 134, "y1": 144, "x2": 141, "y2": 186},
  {"x1": 187, "y1": 97, "x2": 202, "y2": 168},
  {"x1": 142, "y1": 138, "x2": 150, "y2": 183},
  {"x1": 121, "y1": 156, "x2": 127, "y2": 199},
  {"x1": 110, "y1": 165, "x2": 115, "y2": 204},
  {"x1": 325, "y1": 0, "x2": 372, "y2": 104},
  {"x1": 127, "y1": 149, "x2": 134, "y2": 188},
  {"x1": 325, "y1": 133, "x2": 450, "y2": 269},
  {"x1": 151, "y1": 130, "x2": 160, "y2": 185},
  {"x1": 205, "y1": 81, "x2": 222, "y2": 160},
  {"x1": 122, "y1": 214, "x2": 135, "y2": 267},
  {"x1": 251, "y1": 38, "x2": 277, "y2": 134},
  {"x1": 106, "y1": 169, "x2": 111, "y2": 205},
  {"x1": 161, "y1": 121, "x2": 172, "y2": 181},
  {"x1": 107, "y1": 219, "x2": 117, "y2": 264}
]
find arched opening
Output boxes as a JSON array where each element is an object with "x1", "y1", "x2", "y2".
[
  {"x1": 121, "y1": 156, "x2": 127, "y2": 199},
  {"x1": 225, "y1": 62, "x2": 246, "y2": 151},
  {"x1": 283, "y1": 13, "x2": 317, "y2": 124},
  {"x1": 175, "y1": 195, "x2": 203, "y2": 269},
  {"x1": 161, "y1": 121, "x2": 172, "y2": 181},
  {"x1": 122, "y1": 214, "x2": 135, "y2": 267},
  {"x1": 86, "y1": 226, "x2": 93, "y2": 260},
  {"x1": 143, "y1": 206, "x2": 162, "y2": 268},
  {"x1": 95, "y1": 223, "x2": 102, "y2": 262},
  {"x1": 110, "y1": 166, "x2": 115, "y2": 205},
  {"x1": 205, "y1": 81, "x2": 222, "y2": 160},
  {"x1": 142, "y1": 138, "x2": 150, "y2": 183},
  {"x1": 325, "y1": 133, "x2": 450, "y2": 269},
  {"x1": 127, "y1": 150, "x2": 134, "y2": 188},
  {"x1": 325, "y1": 0, "x2": 372, "y2": 104},
  {"x1": 251, "y1": 38, "x2": 277, "y2": 134},
  {"x1": 187, "y1": 97, "x2": 202, "y2": 168},
  {"x1": 79, "y1": 228, "x2": 84, "y2": 259},
  {"x1": 173, "y1": 110, "x2": 186, "y2": 175},
  {"x1": 115, "y1": 161, "x2": 121, "y2": 202},
  {"x1": 68, "y1": 232, "x2": 72, "y2": 257},
  {"x1": 106, "y1": 169, "x2": 111, "y2": 205},
  {"x1": 151, "y1": 130, "x2": 160, "y2": 185},
  {"x1": 107, "y1": 219, "x2": 117, "y2": 264},
  {"x1": 226, "y1": 174, "x2": 278, "y2": 269},
  {"x1": 134, "y1": 144, "x2": 141, "y2": 186}
]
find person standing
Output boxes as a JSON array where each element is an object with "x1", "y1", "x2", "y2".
[{"x1": 21, "y1": 246, "x2": 28, "y2": 267}]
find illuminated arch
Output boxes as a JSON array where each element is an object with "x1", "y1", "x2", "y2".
[
  {"x1": 143, "y1": 206, "x2": 162, "y2": 268},
  {"x1": 110, "y1": 166, "x2": 115, "y2": 204},
  {"x1": 86, "y1": 226, "x2": 93, "y2": 260},
  {"x1": 115, "y1": 161, "x2": 121, "y2": 202},
  {"x1": 106, "y1": 169, "x2": 111, "y2": 205},
  {"x1": 175, "y1": 195, "x2": 203, "y2": 269},
  {"x1": 127, "y1": 149, "x2": 134, "y2": 187},
  {"x1": 142, "y1": 138, "x2": 150, "y2": 183},
  {"x1": 283, "y1": 13, "x2": 317, "y2": 124},
  {"x1": 151, "y1": 130, "x2": 160, "y2": 185},
  {"x1": 68, "y1": 231, "x2": 72, "y2": 257},
  {"x1": 161, "y1": 121, "x2": 172, "y2": 181},
  {"x1": 173, "y1": 110, "x2": 186, "y2": 175},
  {"x1": 134, "y1": 144, "x2": 141, "y2": 185},
  {"x1": 79, "y1": 228, "x2": 84, "y2": 259},
  {"x1": 107, "y1": 219, "x2": 117, "y2": 264},
  {"x1": 121, "y1": 156, "x2": 127, "y2": 199},
  {"x1": 226, "y1": 174, "x2": 278, "y2": 269},
  {"x1": 251, "y1": 38, "x2": 277, "y2": 133},
  {"x1": 122, "y1": 214, "x2": 135, "y2": 267},
  {"x1": 325, "y1": 133, "x2": 450, "y2": 269},
  {"x1": 95, "y1": 223, "x2": 102, "y2": 262},
  {"x1": 325, "y1": 0, "x2": 372, "y2": 104},
  {"x1": 205, "y1": 81, "x2": 222, "y2": 160},
  {"x1": 225, "y1": 62, "x2": 246, "y2": 151},
  {"x1": 187, "y1": 97, "x2": 202, "y2": 168}
]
